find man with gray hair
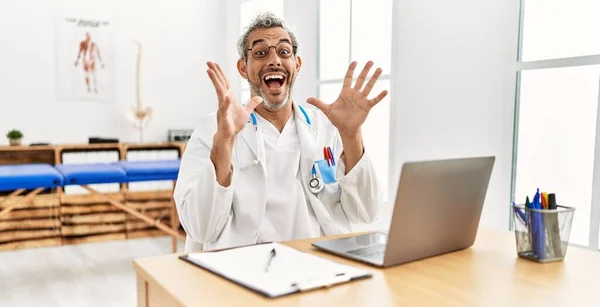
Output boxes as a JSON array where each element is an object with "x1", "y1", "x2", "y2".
[{"x1": 175, "y1": 12, "x2": 388, "y2": 252}]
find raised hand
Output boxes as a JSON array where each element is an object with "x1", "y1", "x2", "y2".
[
  {"x1": 207, "y1": 61, "x2": 262, "y2": 186},
  {"x1": 306, "y1": 61, "x2": 388, "y2": 135},
  {"x1": 206, "y1": 61, "x2": 262, "y2": 140}
]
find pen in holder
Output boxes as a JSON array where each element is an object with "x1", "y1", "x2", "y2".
[{"x1": 512, "y1": 204, "x2": 575, "y2": 262}]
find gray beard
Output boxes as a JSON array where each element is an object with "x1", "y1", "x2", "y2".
[{"x1": 249, "y1": 81, "x2": 292, "y2": 110}]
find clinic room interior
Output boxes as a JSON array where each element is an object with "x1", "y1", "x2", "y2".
[{"x1": 2, "y1": 0, "x2": 600, "y2": 306}]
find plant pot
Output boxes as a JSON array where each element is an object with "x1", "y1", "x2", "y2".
[{"x1": 9, "y1": 138, "x2": 21, "y2": 146}]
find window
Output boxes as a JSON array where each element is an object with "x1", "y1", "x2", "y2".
[
  {"x1": 513, "y1": 0, "x2": 600, "y2": 249},
  {"x1": 514, "y1": 66, "x2": 599, "y2": 247},
  {"x1": 319, "y1": 0, "x2": 393, "y2": 203},
  {"x1": 239, "y1": 0, "x2": 284, "y2": 103},
  {"x1": 521, "y1": 0, "x2": 600, "y2": 61}
]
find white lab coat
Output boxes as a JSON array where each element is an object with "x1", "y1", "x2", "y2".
[{"x1": 173, "y1": 102, "x2": 382, "y2": 253}]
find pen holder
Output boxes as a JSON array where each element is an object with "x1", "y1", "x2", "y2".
[{"x1": 512, "y1": 205, "x2": 575, "y2": 263}]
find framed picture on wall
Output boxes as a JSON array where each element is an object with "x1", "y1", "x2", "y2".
[{"x1": 55, "y1": 16, "x2": 116, "y2": 102}]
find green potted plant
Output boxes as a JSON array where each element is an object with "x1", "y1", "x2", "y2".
[{"x1": 6, "y1": 129, "x2": 23, "y2": 146}]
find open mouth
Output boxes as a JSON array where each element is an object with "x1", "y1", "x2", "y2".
[{"x1": 262, "y1": 73, "x2": 287, "y2": 93}]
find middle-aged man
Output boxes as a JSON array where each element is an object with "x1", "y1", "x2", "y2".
[{"x1": 174, "y1": 12, "x2": 389, "y2": 253}]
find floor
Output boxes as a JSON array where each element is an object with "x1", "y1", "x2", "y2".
[{"x1": 0, "y1": 236, "x2": 183, "y2": 307}]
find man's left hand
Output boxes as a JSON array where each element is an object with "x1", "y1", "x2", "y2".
[{"x1": 307, "y1": 61, "x2": 388, "y2": 135}]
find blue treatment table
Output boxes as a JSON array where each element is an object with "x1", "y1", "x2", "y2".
[
  {"x1": 0, "y1": 164, "x2": 64, "y2": 192},
  {"x1": 0, "y1": 164, "x2": 65, "y2": 218},
  {"x1": 55, "y1": 163, "x2": 128, "y2": 185},
  {"x1": 116, "y1": 160, "x2": 180, "y2": 182},
  {"x1": 0, "y1": 160, "x2": 184, "y2": 251}
]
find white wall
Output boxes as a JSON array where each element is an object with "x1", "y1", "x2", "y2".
[
  {"x1": 282, "y1": 0, "x2": 319, "y2": 105},
  {"x1": 223, "y1": 0, "x2": 243, "y2": 97},
  {"x1": 390, "y1": 0, "x2": 521, "y2": 230},
  {"x1": 0, "y1": 0, "x2": 226, "y2": 145}
]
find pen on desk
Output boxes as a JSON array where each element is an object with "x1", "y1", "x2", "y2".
[{"x1": 265, "y1": 248, "x2": 276, "y2": 272}]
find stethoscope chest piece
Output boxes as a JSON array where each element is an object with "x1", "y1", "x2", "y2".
[{"x1": 309, "y1": 165, "x2": 324, "y2": 194}]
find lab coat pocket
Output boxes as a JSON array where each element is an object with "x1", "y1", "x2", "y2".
[{"x1": 315, "y1": 160, "x2": 336, "y2": 184}]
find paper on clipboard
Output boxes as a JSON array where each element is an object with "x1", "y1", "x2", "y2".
[{"x1": 180, "y1": 242, "x2": 371, "y2": 298}]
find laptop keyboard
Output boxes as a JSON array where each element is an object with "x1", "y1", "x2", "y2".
[{"x1": 346, "y1": 244, "x2": 386, "y2": 259}]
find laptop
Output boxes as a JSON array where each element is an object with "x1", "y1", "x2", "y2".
[{"x1": 311, "y1": 156, "x2": 495, "y2": 268}]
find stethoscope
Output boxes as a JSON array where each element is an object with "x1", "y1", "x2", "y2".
[{"x1": 235, "y1": 105, "x2": 324, "y2": 194}]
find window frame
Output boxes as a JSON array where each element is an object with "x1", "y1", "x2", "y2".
[
  {"x1": 317, "y1": 0, "x2": 393, "y2": 203},
  {"x1": 317, "y1": 0, "x2": 393, "y2": 89}
]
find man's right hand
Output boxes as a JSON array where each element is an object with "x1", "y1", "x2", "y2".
[
  {"x1": 206, "y1": 61, "x2": 262, "y2": 187},
  {"x1": 207, "y1": 62, "x2": 262, "y2": 140}
]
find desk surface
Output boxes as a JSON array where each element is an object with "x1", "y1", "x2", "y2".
[{"x1": 133, "y1": 228, "x2": 600, "y2": 307}]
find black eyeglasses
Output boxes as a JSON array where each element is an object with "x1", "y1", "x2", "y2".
[{"x1": 247, "y1": 42, "x2": 297, "y2": 60}]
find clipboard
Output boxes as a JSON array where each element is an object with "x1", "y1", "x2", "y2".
[{"x1": 179, "y1": 242, "x2": 372, "y2": 298}]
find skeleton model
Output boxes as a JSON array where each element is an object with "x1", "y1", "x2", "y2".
[{"x1": 127, "y1": 40, "x2": 153, "y2": 143}]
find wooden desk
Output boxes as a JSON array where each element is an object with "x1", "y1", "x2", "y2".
[{"x1": 133, "y1": 228, "x2": 600, "y2": 307}]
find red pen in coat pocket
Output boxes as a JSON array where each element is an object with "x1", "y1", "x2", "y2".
[{"x1": 323, "y1": 147, "x2": 331, "y2": 166}]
